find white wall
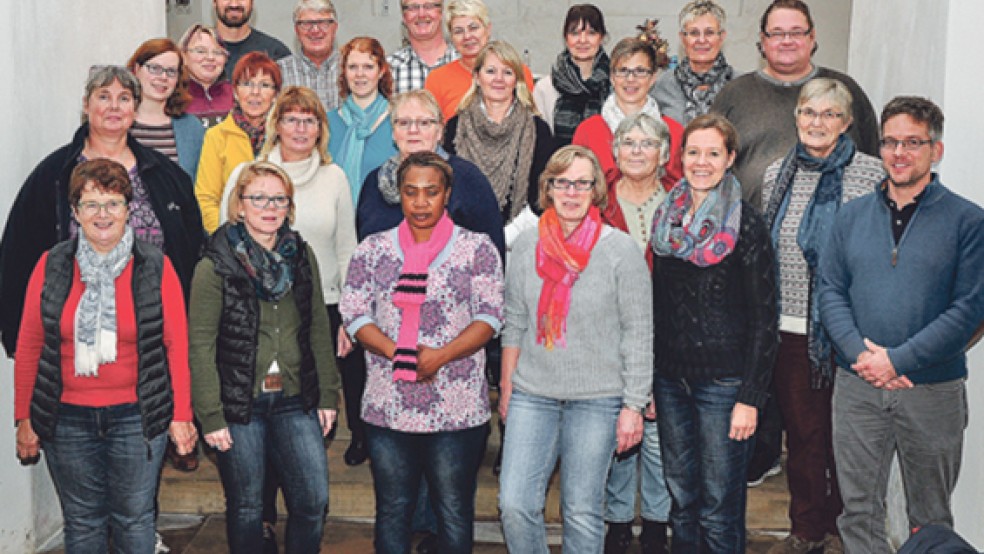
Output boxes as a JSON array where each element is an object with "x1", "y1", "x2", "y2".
[{"x1": 0, "y1": 2, "x2": 163, "y2": 551}]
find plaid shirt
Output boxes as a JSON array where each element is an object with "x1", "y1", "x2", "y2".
[
  {"x1": 278, "y1": 51, "x2": 341, "y2": 111},
  {"x1": 387, "y1": 44, "x2": 459, "y2": 94}
]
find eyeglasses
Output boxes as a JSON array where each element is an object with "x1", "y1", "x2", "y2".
[
  {"x1": 762, "y1": 27, "x2": 813, "y2": 41},
  {"x1": 402, "y1": 2, "x2": 442, "y2": 13},
  {"x1": 797, "y1": 107, "x2": 844, "y2": 122},
  {"x1": 548, "y1": 178, "x2": 595, "y2": 191},
  {"x1": 451, "y1": 22, "x2": 484, "y2": 37},
  {"x1": 281, "y1": 115, "x2": 319, "y2": 128},
  {"x1": 78, "y1": 199, "x2": 128, "y2": 216},
  {"x1": 186, "y1": 47, "x2": 229, "y2": 59},
  {"x1": 142, "y1": 62, "x2": 179, "y2": 79},
  {"x1": 879, "y1": 137, "x2": 933, "y2": 152},
  {"x1": 682, "y1": 29, "x2": 722, "y2": 40},
  {"x1": 613, "y1": 67, "x2": 655, "y2": 80},
  {"x1": 241, "y1": 194, "x2": 292, "y2": 209},
  {"x1": 620, "y1": 138, "x2": 661, "y2": 151},
  {"x1": 296, "y1": 18, "x2": 336, "y2": 31},
  {"x1": 393, "y1": 117, "x2": 440, "y2": 131},
  {"x1": 237, "y1": 80, "x2": 277, "y2": 92}
]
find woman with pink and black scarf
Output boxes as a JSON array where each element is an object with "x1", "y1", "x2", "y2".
[{"x1": 340, "y1": 151, "x2": 504, "y2": 554}]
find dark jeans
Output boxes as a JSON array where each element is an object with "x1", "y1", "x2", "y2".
[
  {"x1": 326, "y1": 303, "x2": 367, "y2": 444},
  {"x1": 365, "y1": 422, "x2": 488, "y2": 554},
  {"x1": 655, "y1": 376, "x2": 754, "y2": 554},
  {"x1": 44, "y1": 402, "x2": 166, "y2": 554},
  {"x1": 216, "y1": 392, "x2": 328, "y2": 554},
  {"x1": 773, "y1": 332, "x2": 841, "y2": 541}
]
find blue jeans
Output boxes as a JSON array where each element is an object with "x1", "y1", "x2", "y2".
[
  {"x1": 365, "y1": 422, "x2": 488, "y2": 554},
  {"x1": 605, "y1": 418, "x2": 671, "y2": 523},
  {"x1": 215, "y1": 392, "x2": 328, "y2": 554},
  {"x1": 499, "y1": 390, "x2": 620, "y2": 554},
  {"x1": 43, "y1": 402, "x2": 166, "y2": 554},
  {"x1": 654, "y1": 377, "x2": 753, "y2": 554}
]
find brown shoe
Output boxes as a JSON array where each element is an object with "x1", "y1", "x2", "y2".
[
  {"x1": 821, "y1": 534, "x2": 844, "y2": 554},
  {"x1": 766, "y1": 534, "x2": 822, "y2": 554}
]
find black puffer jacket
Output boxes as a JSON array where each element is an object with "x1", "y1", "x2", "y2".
[
  {"x1": 204, "y1": 225, "x2": 320, "y2": 424},
  {"x1": 30, "y1": 239, "x2": 173, "y2": 442},
  {"x1": 651, "y1": 201, "x2": 779, "y2": 409}
]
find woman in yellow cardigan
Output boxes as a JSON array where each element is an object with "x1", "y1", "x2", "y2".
[{"x1": 195, "y1": 52, "x2": 282, "y2": 232}]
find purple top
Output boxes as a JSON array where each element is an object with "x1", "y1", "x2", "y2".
[
  {"x1": 187, "y1": 79, "x2": 234, "y2": 129},
  {"x1": 340, "y1": 226, "x2": 504, "y2": 433}
]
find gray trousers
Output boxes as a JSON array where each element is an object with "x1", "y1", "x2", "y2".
[{"x1": 832, "y1": 368, "x2": 967, "y2": 553}]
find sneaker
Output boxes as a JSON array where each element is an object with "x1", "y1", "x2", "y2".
[
  {"x1": 154, "y1": 532, "x2": 170, "y2": 554},
  {"x1": 822, "y1": 533, "x2": 844, "y2": 554},
  {"x1": 766, "y1": 534, "x2": 822, "y2": 554},
  {"x1": 604, "y1": 522, "x2": 633, "y2": 554},
  {"x1": 747, "y1": 459, "x2": 783, "y2": 487}
]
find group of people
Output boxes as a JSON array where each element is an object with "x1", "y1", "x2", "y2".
[{"x1": 3, "y1": 0, "x2": 983, "y2": 554}]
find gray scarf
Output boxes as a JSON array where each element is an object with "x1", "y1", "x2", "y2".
[{"x1": 74, "y1": 226, "x2": 134, "y2": 377}]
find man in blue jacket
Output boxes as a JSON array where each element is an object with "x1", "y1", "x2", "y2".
[{"x1": 819, "y1": 96, "x2": 984, "y2": 553}]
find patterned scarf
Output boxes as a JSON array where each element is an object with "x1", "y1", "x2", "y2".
[
  {"x1": 337, "y1": 94, "x2": 390, "y2": 203},
  {"x1": 454, "y1": 99, "x2": 535, "y2": 223},
  {"x1": 225, "y1": 221, "x2": 298, "y2": 302},
  {"x1": 551, "y1": 49, "x2": 611, "y2": 146},
  {"x1": 535, "y1": 206, "x2": 602, "y2": 350},
  {"x1": 651, "y1": 173, "x2": 741, "y2": 267},
  {"x1": 377, "y1": 146, "x2": 451, "y2": 205},
  {"x1": 764, "y1": 134, "x2": 856, "y2": 388},
  {"x1": 74, "y1": 226, "x2": 134, "y2": 377},
  {"x1": 392, "y1": 211, "x2": 455, "y2": 381},
  {"x1": 601, "y1": 94, "x2": 661, "y2": 135},
  {"x1": 231, "y1": 105, "x2": 267, "y2": 156},
  {"x1": 674, "y1": 53, "x2": 734, "y2": 122}
]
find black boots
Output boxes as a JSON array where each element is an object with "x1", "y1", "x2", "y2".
[{"x1": 639, "y1": 520, "x2": 669, "y2": 554}]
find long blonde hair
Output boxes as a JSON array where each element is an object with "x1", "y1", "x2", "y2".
[{"x1": 457, "y1": 41, "x2": 538, "y2": 117}]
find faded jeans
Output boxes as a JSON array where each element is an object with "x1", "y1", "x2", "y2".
[{"x1": 605, "y1": 418, "x2": 671, "y2": 523}]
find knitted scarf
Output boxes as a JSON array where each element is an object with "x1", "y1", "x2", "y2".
[
  {"x1": 392, "y1": 211, "x2": 455, "y2": 381},
  {"x1": 651, "y1": 173, "x2": 741, "y2": 267},
  {"x1": 454, "y1": 99, "x2": 535, "y2": 223},
  {"x1": 535, "y1": 206, "x2": 602, "y2": 350},
  {"x1": 225, "y1": 221, "x2": 298, "y2": 302},
  {"x1": 231, "y1": 105, "x2": 267, "y2": 156},
  {"x1": 377, "y1": 146, "x2": 452, "y2": 205},
  {"x1": 764, "y1": 134, "x2": 856, "y2": 388},
  {"x1": 74, "y1": 226, "x2": 134, "y2": 377},
  {"x1": 336, "y1": 94, "x2": 390, "y2": 204},
  {"x1": 601, "y1": 94, "x2": 661, "y2": 135},
  {"x1": 674, "y1": 53, "x2": 734, "y2": 122},
  {"x1": 551, "y1": 49, "x2": 611, "y2": 146}
]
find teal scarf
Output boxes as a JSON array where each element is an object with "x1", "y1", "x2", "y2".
[{"x1": 337, "y1": 94, "x2": 389, "y2": 204}]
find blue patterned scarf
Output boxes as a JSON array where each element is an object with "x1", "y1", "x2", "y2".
[
  {"x1": 650, "y1": 173, "x2": 742, "y2": 267},
  {"x1": 225, "y1": 222, "x2": 298, "y2": 302}
]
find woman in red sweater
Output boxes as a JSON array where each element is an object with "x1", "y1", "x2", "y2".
[{"x1": 14, "y1": 159, "x2": 195, "y2": 554}]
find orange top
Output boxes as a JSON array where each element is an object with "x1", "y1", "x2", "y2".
[{"x1": 425, "y1": 59, "x2": 536, "y2": 121}]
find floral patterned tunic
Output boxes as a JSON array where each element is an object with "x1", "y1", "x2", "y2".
[{"x1": 340, "y1": 226, "x2": 504, "y2": 433}]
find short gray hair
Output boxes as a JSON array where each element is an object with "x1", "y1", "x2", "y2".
[
  {"x1": 796, "y1": 77, "x2": 853, "y2": 121},
  {"x1": 85, "y1": 65, "x2": 141, "y2": 107},
  {"x1": 293, "y1": 0, "x2": 336, "y2": 23},
  {"x1": 612, "y1": 113, "x2": 671, "y2": 177},
  {"x1": 390, "y1": 89, "x2": 443, "y2": 126},
  {"x1": 679, "y1": 0, "x2": 726, "y2": 31}
]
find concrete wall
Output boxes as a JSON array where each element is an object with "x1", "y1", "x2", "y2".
[
  {"x1": 0, "y1": 2, "x2": 163, "y2": 551},
  {"x1": 166, "y1": 0, "x2": 853, "y2": 77}
]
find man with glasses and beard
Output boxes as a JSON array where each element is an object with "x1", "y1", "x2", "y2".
[{"x1": 215, "y1": 0, "x2": 291, "y2": 78}]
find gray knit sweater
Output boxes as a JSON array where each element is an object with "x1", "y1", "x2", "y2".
[{"x1": 502, "y1": 225, "x2": 654, "y2": 410}]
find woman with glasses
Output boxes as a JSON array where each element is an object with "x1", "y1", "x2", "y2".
[
  {"x1": 179, "y1": 24, "x2": 233, "y2": 128},
  {"x1": 652, "y1": 0, "x2": 734, "y2": 126},
  {"x1": 356, "y1": 89, "x2": 504, "y2": 259},
  {"x1": 498, "y1": 145, "x2": 653, "y2": 553},
  {"x1": 196, "y1": 51, "x2": 282, "y2": 233},
  {"x1": 341, "y1": 151, "x2": 504, "y2": 554},
  {"x1": 190, "y1": 161, "x2": 341, "y2": 554},
  {"x1": 533, "y1": 3, "x2": 610, "y2": 147},
  {"x1": 650, "y1": 114, "x2": 777, "y2": 553},
  {"x1": 573, "y1": 37, "x2": 684, "y2": 189},
  {"x1": 424, "y1": 0, "x2": 534, "y2": 121},
  {"x1": 760, "y1": 78, "x2": 883, "y2": 554},
  {"x1": 14, "y1": 159, "x2": 196, "y2": 553}
]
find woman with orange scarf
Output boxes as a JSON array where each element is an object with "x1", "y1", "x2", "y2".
[{"x1": 498, "y1": 145, "x2": 654, "y2": 552}]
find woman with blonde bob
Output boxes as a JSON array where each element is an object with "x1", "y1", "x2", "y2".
[
  {"x1": 444, "y1": 40, "x2": 555, "y2": 249},
  {"x1": 499, "y1": 145, "x2": 653, "y2": 553}
]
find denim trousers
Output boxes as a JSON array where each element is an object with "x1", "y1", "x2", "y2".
[
  {"x1": 44, "y1": 402, "x2": 166, "y2": 554},
  {"x1": 654, "y1": 376, "x2": 753, "y2": 554},
  {"x1": 365, "y1": 422, "x2": 488, "y2": 554},
  {"x1": 832, "y1": 368, "x2": 966, "y2": 554},
  {"x1": 605, "y1": 417, "x2": 671, "y2": 523},
  {"x1": 499, "y1": 390, "x2": 620, "y2": 554},
  {"x1": 216, "y1": 392, "x2": 329, "y2": 554}
]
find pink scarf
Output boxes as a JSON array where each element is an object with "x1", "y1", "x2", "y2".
[
  {"x1": 535, "y1": 206, "x2": 603, "y2": 350},
  {"x1": 392, "y1": 212, "x2": 455, "y2": 381}
]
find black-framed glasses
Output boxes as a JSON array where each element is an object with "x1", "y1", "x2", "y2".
[
  {"x1": 296, "y1": 18, "x2": 336, "y2": 31},
  {"x1": 613, "y1": 67, "x2": 655, "y2": 80},
  {"x1": 762, "y1": 27, "x2": 813, "y2": 41},
  {"x1": 879, "y1": 137, "x2": 933, "y2": 152},
  {"x1": 548, "y1": 178, "x2": 595, "y2": 191},
  {"x1": 142, "y1": 62, "x2": 179, "y2": 79},
  {"x1": 77, "y1": 199, "x2": 128, "y2": 216},
  {"x1": 240, "y1": 194, "x2": 292, "y2": 209}
]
